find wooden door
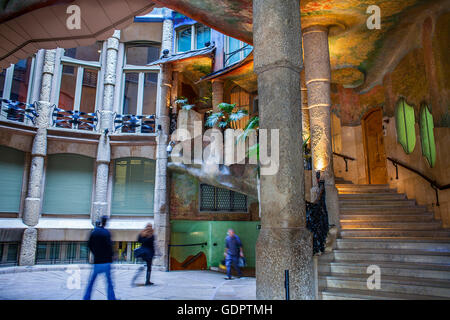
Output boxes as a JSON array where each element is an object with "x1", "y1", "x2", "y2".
[{"x1": 363, "y1": 108, "x2": 388, "y2": 184}]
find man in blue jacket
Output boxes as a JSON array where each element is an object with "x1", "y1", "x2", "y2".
[
  {"x1": 224, "y1": 229, "x2": 244, "y2": 280},
  {"x1": 83, "y1": 216, "x2": 116, "y2": 300}
]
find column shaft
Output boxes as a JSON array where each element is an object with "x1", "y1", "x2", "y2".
[
  {"x1": 253, "y1": 0, "x2": 314, "y2": 300},
  {"x1": 211, "y1": 79, "x2": 224, "y2": 112},
  {"x1": 303, "y1": 26, "x2": 340, "y2": 229}
]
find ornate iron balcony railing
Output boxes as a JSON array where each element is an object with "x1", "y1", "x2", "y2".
[
  {"x1": 52, "y1": 107, "x2": 98, "y2": 131},
  {"x1": 114, "y1": 114, "x2": 156, "y2": 134},
  {"x1": 0, "y1": 98, "x2": 38, "y2": 124}
]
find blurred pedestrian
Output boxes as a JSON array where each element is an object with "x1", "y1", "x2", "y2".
[
  {"x1": 83, "y1": 216, "x2": 116, "y2": 300},
  {"x1": 131, "y1": 223, "x2": 155, "y2": 286},
  {"x1": 224, "y1": 229, "x2": 244, "y2": 280}
]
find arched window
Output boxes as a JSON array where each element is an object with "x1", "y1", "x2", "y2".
[
  {"x1": 43, "y1": 154, "x2": 94, "y2": 215},
  {"x1": 419, "y1": 104, "x2": 436, "y2": 167},
  {"x1": 0, "y1": 146, "x2": 25, "y2": 213},
  {"x1": 395, "y1": 98, "x2": 416, "y2": 154},
  {"x1": 112, "y1": 158, "x2": 155, "y2": 216}
]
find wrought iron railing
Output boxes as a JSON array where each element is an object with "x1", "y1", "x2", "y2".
[
  {"x1": 306, "y1": 175, "x2": 329, "y2": 255},
  {"x1": 114, "y1": 114, "x2": 156, "y2": 134},
  {"x1": 52, "y1": 106, "x2": 98, "y2": 131},
  {"x1": 333, "y1": 152, "x2": 356, "y2": 172},
  {"x1": 0, "y1": 98, "x2": 38, "y2": 124},
  {"x1": 387, "y1": 157, "x2": 450, "y2": 207}
]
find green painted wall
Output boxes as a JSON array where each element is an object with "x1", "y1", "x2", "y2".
[
  {"x1": 170, "y1": 220, "x2": 260, "y2": 268},
  {"x1": 0, "y1": 146, "x2": 24, "y2": 212},
  {"x1": 43, "y1": 154, "x2": 94, "y2": 215}
]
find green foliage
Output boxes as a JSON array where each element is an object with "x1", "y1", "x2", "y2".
[
  {"x1": 174, "y1": 97, "x2": 194, "y2": 110},
  {"x1": 419, "y1": 104, "x2": 436, "y2": 168},
  {"x1": 395, "y1": 98, "x2": 416, "y2": 154}
]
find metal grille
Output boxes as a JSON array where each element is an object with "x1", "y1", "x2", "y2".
[{"x1": 199, "y1": 184, "x2": 248, "y2": 212}]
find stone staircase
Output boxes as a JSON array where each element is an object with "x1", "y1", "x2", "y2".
[{"x1": 318, "y1": 183, "x2": 450, "y2": 300}]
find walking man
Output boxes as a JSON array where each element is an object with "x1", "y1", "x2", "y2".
[
  {"x1": 224, "y1": 228, "x2": 244, "y2": 280},
  {"x1": 83, "y1": 215, "x2": 116, "y2": 300}
]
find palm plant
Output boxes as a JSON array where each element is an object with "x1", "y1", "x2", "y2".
[
  {"x1": 174, "y1": 97, "x2": 195, "y2": 110},
  {"x1": 205, "y1": 103, "x2": 248, "y2": 129}
]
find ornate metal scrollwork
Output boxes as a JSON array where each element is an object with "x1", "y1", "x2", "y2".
[
  {"x1": 52, "y1": 106, "x2": 98, "y2": 131},
  {"x1": 114, "y1": 114, "x2": 156, "y2": 133},
  {"x1": 0, "y1": 98, "x2": 38, "y2": 124}
]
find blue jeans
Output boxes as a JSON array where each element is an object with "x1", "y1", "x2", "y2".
[
  {"x1": 83, "y1": 263, "x2": 116, "y2": 300},
  {"x1": 225, "y1": 255, "x2": 242, "y2": 278}
]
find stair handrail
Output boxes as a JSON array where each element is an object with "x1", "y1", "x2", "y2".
[
  {"x1": 387, "y1": 157, "x2": 450, "y2": 207},
  {"x1": 333, "y1": 152, "x2": 356, "y2": 172},
  {"x1": 166, "y1": 242, "x2": 208, "y2": 272}
]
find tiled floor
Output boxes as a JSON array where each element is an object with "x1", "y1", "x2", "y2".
[{"x1": 0, "y1": 265, "x2": 256, "y2": 300}]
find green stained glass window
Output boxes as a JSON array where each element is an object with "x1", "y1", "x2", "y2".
[
  {"x1": 419, "y1": 104, "x2": 436, "y2": 168},
  {"x1": 395, "y1": 98, "x2": 416, "y2": 154},
  {"x1": 0, "y1": 146, "x2": 25, "y2": 213},
  {"x1": 42, "y1": 154, "x2": 94, "y2": 215},
  {"x1": 112, "y1": 158, "x2": 155, "y2": 215}
]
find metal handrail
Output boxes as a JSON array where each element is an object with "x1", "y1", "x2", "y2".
[
  {"x1": 387, "y1": 157, "x2": 450, "y2": 207},
  {"x1": 333, "y1": 152, "x2": 356, "y2": 172},
  {"x1": 166, "y1": 241, "x2": 207, "y2": 272}
]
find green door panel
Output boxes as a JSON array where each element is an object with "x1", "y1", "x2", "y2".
[
  {"x1": 43, "y1": 154, "x2": 94, "y2": 215},
  {"x1": 419, "y1": 104, "x2": 436, "y2": 168},
  {"x1": 0, "y1": 146, "x2": 25, "y2": 213},
  {"x1": 395, "y1": 98, "x2": 416, "y2": 154}
]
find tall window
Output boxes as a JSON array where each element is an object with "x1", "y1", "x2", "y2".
[
  {"x1": 225, "y1": 37, "x2": 252, "y2": 66},
  {"x1": 121, "y1": 43, "x2": 160, "y2": 133},
  {"x1": 176, "y1": 24, "x2": 211, "y2": 53},
  {"x1": 56, "y1": 43, "x2": 102, "y2": 124},
  {"x1": 230, "y1": 86, "x2": 250, "y2": 130},
  {"x1": 42, "y1": 154, "x2": 94, "y2": 215},
  {"x1": 112, "y1": 158, "x2": 155, "y2": 216},
  {"x1": 200, "y1": 184, "x2": 248, "y2": 212},
  {"x1": 0, "y1": 146, "x2": 25, "y2": 213}
]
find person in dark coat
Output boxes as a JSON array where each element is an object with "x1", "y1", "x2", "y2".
[
  {"x1": 83, "y1": 216, "x2": 116, "y2": 300},
  {"x1": 224, "y1": 229, "x2": 244, "y2": 280},
  {"x1": 131, "y1": 223, "x2": 155, "y2": 286}
]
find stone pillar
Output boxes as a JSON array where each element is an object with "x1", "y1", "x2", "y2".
[
  {"x1": 153, "y1": 14, "x2": 173, "y2": 270},
  {"x1": 20, "y1": 49, "x2": 56, "y2": 266},
  {"x1": 211, "y1": 79, "x2": 224, "y2": 112},
  {"x1": 253, "y1": 0, "x2": 314, "y2": 300},
  {"x1": 301, "y1": 70, "x2": 310, "y2": 141},
  {"x1": 91, "y1": 30, "x2": 120, "y2": 223},
  {"x1": 303, "y1": 26, "x2": 341, "y2": 231}
]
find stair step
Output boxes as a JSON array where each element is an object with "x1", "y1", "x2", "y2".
[
  {"x1": 318, "y1": 261, "x2": 450, "y2": 281},
  {"x1": 339, "y1": 193, "x2": 406, "y2": 200},
  {"x1": 335, "y1": 238, "x2": 450, "y2": 252},
  {"x1": 340, "y1": 221, "x2": 443, "y2": 230},
  {"x1": 340, "y1": 214, "x2": 434, "y2": 222},
  {"x1": 319, "y1": 273, "x2": 450, "y2": 298},
  {"x1": 339, "y1": 199, "x2": 417, "y2": 206},
  {"x1": 341, "y1": 229, "x2": 450, "y2": 238},
  {"x1": 332, "y1": 249, "x2": 450, "y2": 265},
  {"x1": 320, "y1": 287, "x2": 449, "y2": 300},
  {"x1": 340, "y1": 206, "x2": 427, "y2": 213}
]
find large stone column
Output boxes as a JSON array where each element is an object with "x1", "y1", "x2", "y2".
[
  {"x1": 91, "y1": 30, "x2": 120, "y2": 223},
  {"x1": 153, "y1": 13, "x2": 173, "y2": 270},
  {"x1": 303, "y1": 26, "x2": 340, "y2": 231},
  {"x1": 253, "y1": 0, "x2": 314, "y2": 300},
  {"x1": 211, "y1": 79, "x2": 224, "y2": 112},
  {"x1": 19, "y1": 49, "x2": 56, "y2": 266}
]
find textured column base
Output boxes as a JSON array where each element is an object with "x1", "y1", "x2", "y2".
[
  {"x1": 325, "y1": 184, "x2": 340, "y2": 228},
  {"x1": 19, "y1": 228, "x2": 37, "y2": 266},
  {"x1": 256, "y1": 227, "x2": 315, "y2": 300},
  {"x1": 23, "y1": 198, "x2": 41, "y2": 226},
  {"x1": 153, "y1": 226, "x2": 170, "y2": 270}
]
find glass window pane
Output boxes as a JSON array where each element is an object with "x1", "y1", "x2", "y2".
[
  {"x1": 142, "y1": 73, "x2": 158, "y2": 115},
  {"x1": 112, "y1": 158, "x2": 156, "y2": 215},
  {"x1": 200, "y1": 184, "x2": 215, "y2": 211},
  {"x1": 0, "y1": 244, "x2": 3, "y2": 262},
  {"x1": 37, "y1": 243, "x2": 47, "y2": 260},
  {"x1": 0, "y1": 69, "x2": 6, "y2": 98},
  {"x1": 126, "y1": 45, "x2": 160, "y2": 65},
  {"x1": 232, "y1": 192, "x2": 247, "y2": 211},
  {"x1": 59, "y1": 65, "x2": 78, "y2": 110},
  {"x1": 123, "y1": 73, "x2": 139, "y2": 115},
  {"x1": 196, "y1": 25, "x2": 211, "y2": 49},
  {"x1": 11, "y1": 58, "x2": 33, "y2": 103},
  {"x1": 66, "y1": 243, "x2": 76, "y2": 260},
  {"x1": 64, "y1": 43, "x2": 101, "y2": 62},
  {"x1": 6, "y1": 243, "x2": 18, "y2": 262},
  {"x1": 50, "y1": 243, "x2": 60, "y2": 260},
  {"x1": 243, "y1": 44, "x2": 253, "y2": 58},
  {"x1": 177, "y1": 27, "x2": 192, "y2": 52},
  {"x1": 79, "y1": 68, "x2": 97, "y2": 114},
  {"x1": 227, "y1": 38, "x2": 241, "y2": 65},
  {"x1": 79, "y1": 243, "x2": 89, "y2": 259},
  {"x1": 0, "y1": 146, "x2": 25, "y2": 213}
]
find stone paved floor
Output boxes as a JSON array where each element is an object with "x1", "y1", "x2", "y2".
[{"x1": 0, "y1": 265, "x2": 256, "y2": 300}]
